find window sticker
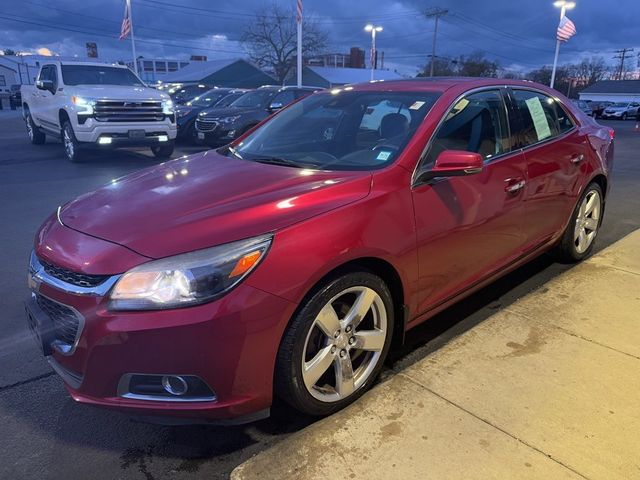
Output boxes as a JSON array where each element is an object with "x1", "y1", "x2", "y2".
[
  {"x1": 376, "y1": 150, "x2": 392, "y2": 161},
  {"x1": 409, "y1": 101, "x2": 426, "y2": 110},
  {"x1": 525, "y1": 96, "x2": 552, "y2": 141}
]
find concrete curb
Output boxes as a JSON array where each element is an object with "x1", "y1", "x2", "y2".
[{"x1": 232, "y1": 230, "x2": 640, "y2": 480}]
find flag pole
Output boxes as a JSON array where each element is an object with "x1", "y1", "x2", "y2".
[
  {"x1": 128, "y1": 0, "x2": 139, "y2": 75},
  {"x1": 550, "y1": 4, "x2": 566, "y2": 89},
  {"x1": 296, "y1": 0, "x2": 302, "y2": 87}
]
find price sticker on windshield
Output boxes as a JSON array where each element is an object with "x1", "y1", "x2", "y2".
[{"x1": 376, "y1": 151, "x2": 392, "y2": 162}]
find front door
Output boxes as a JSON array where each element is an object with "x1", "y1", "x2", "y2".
[{"x1": 412, "y1": 88, "x2": 528, "y2": 315}]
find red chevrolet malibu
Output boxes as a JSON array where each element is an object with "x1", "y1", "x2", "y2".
[{"x1": 26, "y1": 78, "x2": 613, "y2": 423}]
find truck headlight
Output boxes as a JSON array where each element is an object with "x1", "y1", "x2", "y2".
[
  {"x1": 162, "y1": 99, "x2": 174, "y2": 115},
  {"x1": 72, "y1": 96, "x2": 96, "y2": 115},
  {"x1": 109, "y1": 235, "x2": 272, "y2": 310}
]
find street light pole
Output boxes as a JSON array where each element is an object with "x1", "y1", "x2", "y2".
[
  {"x1": 425, "y1": 8, "x2": 448, "y2": 77},
  {"x1": 550, "y1": 0, "x2": 575, "y2": 89},
  {"x1": 365, "y1": 24, "x2": 383, "y2": 81}
]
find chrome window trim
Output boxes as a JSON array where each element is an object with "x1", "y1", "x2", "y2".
[
  {"x1": 117, "y1": 373, "x2": 218, "y2": 403},
  {"x1": 411, "y1": 85, "x2": 515, "y2": 188},
  {"x1": 33, "y1": 292, "x2": 85, "y2": 356},
  {"x1": 29, "y1": 250, "x2": 120, "y2": 297}
]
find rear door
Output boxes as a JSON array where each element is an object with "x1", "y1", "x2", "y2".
[
  {"x1": 412, "y1": 88, "x2": 528, "y2": 314},
  {"x1": 508, "y1": 88, "x2": 586, "y2": 249}
]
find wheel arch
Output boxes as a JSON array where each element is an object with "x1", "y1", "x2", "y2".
[
  {"x1": 589, "y1": 173, "x2": 608, "y2": 200},
  {"x1": 58, "y1": 108, "x2": 71, "y2": 130}
]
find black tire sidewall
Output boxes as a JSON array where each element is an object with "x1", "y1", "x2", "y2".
[{"x1": 276, "y1": 271, "x2": 395, "y2": 416}]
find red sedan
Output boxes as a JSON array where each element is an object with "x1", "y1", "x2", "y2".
[{"x1": 26, "y1": 78, "x2": 613, "y2": 423}]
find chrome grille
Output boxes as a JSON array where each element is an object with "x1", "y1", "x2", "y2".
[
  {"x1": 35, "y1": 294, "x2": 81, "y2": 350},
  {"x1": 39, "y1": 258, "x2": 108, "y2": 288},
  {"x1": 94, "y1": 100, "x2": 164, "y2": 123},
  {"x1": 195, "y1": 119, "x2": 219, "y2": 132}
]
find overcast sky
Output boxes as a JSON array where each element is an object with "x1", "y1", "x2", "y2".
[{"x1": 1, "y1": 0, "x2": 638, "y2": 75}]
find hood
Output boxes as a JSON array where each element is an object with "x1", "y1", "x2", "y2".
[
  {"x1": 605, "y1": 106, "x2": 626, "y2": 112},
  {"x1": 199, "y1": 106, "x2": 261, "y2": 119},
  {"x1": 67, "y1": 85, "x2": 168, "y2": 101},
  {"x1": 60, "y1": 151, "x2": 372, "y2": 259}
]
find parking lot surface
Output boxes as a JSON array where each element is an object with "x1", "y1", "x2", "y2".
[{"x1": 1, "y1": 111, "x2": 639, "y2": 479}]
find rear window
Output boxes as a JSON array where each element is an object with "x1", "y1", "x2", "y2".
[{"x1": 61, "y1": 65, "x2": 143, "y2": 86}]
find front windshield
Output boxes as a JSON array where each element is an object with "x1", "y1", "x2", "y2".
[
  {"x1": 61, "y1": 65, "x2": 143, "y2": 86},
  {"x1": 215, "y1": 92, "x2": 245, "y2": 108},
  {"x1": 189, "y1": 89, "x2": 227, "y2": 107},
  {"x1": 230, "y1": 90, "x2": 274, "y2": 108},
  {"x1": 226, "y1": 90, "x2": 441, "y2": 171}
]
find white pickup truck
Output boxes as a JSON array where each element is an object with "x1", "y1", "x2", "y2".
[{"x1": 21, "y1": 61, "x2": 177, "y2": 162}]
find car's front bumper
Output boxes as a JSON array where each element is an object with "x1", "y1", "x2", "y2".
[
  {"x1": 27, "y1": 222, "x2": 297, "y2": 422},
  {"x1": 73, "y1": 117, "x2": 177, "y2": 143}
]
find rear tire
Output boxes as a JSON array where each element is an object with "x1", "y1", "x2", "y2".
[
  {"x1": 151, "y1": 141, "x2": 174, "y2": 158},
  {"x1": 555, "y1": 182, "x2": 603, "y2": 263},
  {"x1": 25, "y1": 109, "x2": 45, "y2": 145},
  {"x1": 275, "y1": 271, "x2": 394, "y2": 416},
  {"x1": 62, "y1": 121, "x2": 86, "y2": 163}
]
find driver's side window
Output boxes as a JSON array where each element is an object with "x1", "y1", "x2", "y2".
[{"x1": 423, "y1": 89, "x2": 509, "y2": 167}]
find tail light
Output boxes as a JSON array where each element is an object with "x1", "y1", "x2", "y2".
[{"x1": 609, "y1": 129, "x2": 615, "y2": 139}]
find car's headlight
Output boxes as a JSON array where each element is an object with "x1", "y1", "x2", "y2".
[
  {"x1": 176, "y1": 108, "x2": 192, "y2": 118},
  {"x1": 219, "y1": 115, "x2": 241, "y2": 124},
  {"x1": 109, "y1": 234, "x2": 272, "y2": 310},
  {"x1": 162, "y1": 99, "x2": 174, "y2": 115},
  {"x1": 72, "y1": 96, "x2": 96, "y2": 115}
]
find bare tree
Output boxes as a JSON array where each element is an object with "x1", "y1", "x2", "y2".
[
  {"x1": 573, "y1": 57, "x2": 608, "y2": 86},
  {"x1": 241, "y1": 3, "x2": 327, "y2": 84}
]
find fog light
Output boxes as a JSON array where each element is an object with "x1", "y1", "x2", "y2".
[
  {"x1": 98, "y1": 137, "x2": 112, "y2": 145},
  {"x1": 162, "y1": 375, "x2": 188, "y2": 396},
  {"x1": 158, "y1": 135, "x2": 168, "y2": 142}
]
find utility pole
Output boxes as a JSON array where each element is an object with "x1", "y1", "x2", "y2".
[
  {"x1": 613, "y1": 48, "x2": 633, "y2": 80},
  {"x1": 425, "y1": 7, "x2": 448, "y2": 77}
]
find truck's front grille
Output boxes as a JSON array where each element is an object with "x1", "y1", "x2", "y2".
[
  {"x1": 39, "y1": 258, "x2": 109, "y2": 288},
  {"x1": 195, "y1": 119, "x2": 219, "y2": 132},
  {"x1": 35, "y1": 294, "x2": 82, "y2": 351},
  {"x1": 94, "y1": 100, "x2": 164, "y2": 122}
]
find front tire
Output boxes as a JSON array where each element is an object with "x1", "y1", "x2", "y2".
[
  {"x1": 25, "y1": 110, "x2": 45, "y2": 145},
  {"x1": 555, "y1": 182, "x2": 603, "y2": 262},
  {"x1": 275, "y1": 271, "x2": 394, "y2": 416},
  {"x1": 62, "y1": 121, "x2": 86, "y2": 163},
  {"x1": 622, "y1": 113, "x2": 627, "y2": 121},
  {"x1": 151, "y1": 141, "x2": 174, "y2": 158}
]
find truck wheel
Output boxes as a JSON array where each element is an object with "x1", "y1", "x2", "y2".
[
  {"x1": 62, "y1": 121, "x2": 86, "y2": 163},
  {"x1": 151, "y1": 142, "x2": 175, "y2": 159},
  {"x1": 25, "y1": 110, "x2": 46, "y2": 145}
]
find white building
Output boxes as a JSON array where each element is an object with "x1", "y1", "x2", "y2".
[
  {"x1": 579, "y1": 80, "x2": 640, "y2": 103},
  {"x1": 127, "y1": 58, "x2": 191, "y2": 83}
]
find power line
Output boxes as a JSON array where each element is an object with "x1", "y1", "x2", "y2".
[
  {"x1": 425, "y1": 7, "x2": 448, "y2": 77},
  {"x1": 613, "y1": 48, "x2": 634, "y2": 80}
]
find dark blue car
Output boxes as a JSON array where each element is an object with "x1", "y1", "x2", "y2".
[{"x1": 174, "y1": 88, "x2": 249, "y2": 142}]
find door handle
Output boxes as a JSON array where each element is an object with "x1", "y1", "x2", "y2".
[
  {"x1": 570, "y1": 154, "x2": 584, "y2": 164},
  {"x1": 504, "y1": 178, "x2": 526, "y2": 194}
]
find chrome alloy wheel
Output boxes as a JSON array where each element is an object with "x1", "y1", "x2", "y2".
[
  {"x1": 63, "y1": 128, "x2": 74, "y2": 159},
  {"x1": 574, "y1": 189, "x2": 601, "y2": 254},
  {"x1": 301, "y1": 286, "x2": 388, "y2": 402},
  {"x1": 26, "y1": 116, "x2": 34, "y2": 141}
]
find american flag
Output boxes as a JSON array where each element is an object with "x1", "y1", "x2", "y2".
[
  {"x1": 556, "y1": 16, "x2": 576, "y2": 42},
  {"x1": 120, "y1": 1, "x2": 132, "y2": 40},
  {"x1": 296, "y1": 0, "x2": 303, "y2": 24}
]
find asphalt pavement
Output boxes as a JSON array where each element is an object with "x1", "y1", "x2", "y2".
[{"x1": 1, "y1": 110, "x2": 639, "y2": 479}]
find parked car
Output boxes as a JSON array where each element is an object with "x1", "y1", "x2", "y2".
[
  {"x1": 175, "y1": 88, "x2": 249, "y2": 142},
  {"x1": 195, "y1": 85, "x2": 321, "y2": 146},
  {"x1": 21, "y1": 61, "x2": 176, "y2": 162},
  {"x1": 9, "y1": 84, "x2": 21, "y2": 108},
  {"x1": 589, "y1": 101, "x2": 613, "y2": 119},
  {"x1": 26, "y1": 78, "x2": 613, "y2": 423},
  {"x1": 573, "y1": 100, "x2": 592, "y2": 116},
  {"x1": 601, "y1": 101, "x2": 640, "y2": 120},
  {"x1": 170, "y1": 83, "x2": 215, "y2": 105}
]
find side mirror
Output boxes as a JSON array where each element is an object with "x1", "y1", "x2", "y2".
[
  {"x1": 268, "y1": 101, "x2": 284, "y2": 112},
  {"x1": 36, "y1": 79, "x2": 54, "y2": 92},
  {"x1": 416, "y1": 150, "x2": 483, "y2": 184}
]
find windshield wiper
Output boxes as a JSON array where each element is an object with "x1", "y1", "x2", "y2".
[
  {"x1": 250, "y1": 157, "x2": 307, "y2": 168},
  {"x1": 227, "y1": 146, "x2": 243, "y2": 160}
]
